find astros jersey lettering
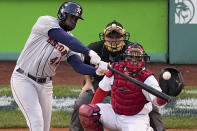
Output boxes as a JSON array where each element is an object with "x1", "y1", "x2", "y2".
[{"x1": 17, "y1": 16, "x2": 76, "y2": 77}]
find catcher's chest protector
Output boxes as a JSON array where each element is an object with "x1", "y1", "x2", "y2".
[{"x1": 110, "y1": 63, "x2": 153, "y2": 115}]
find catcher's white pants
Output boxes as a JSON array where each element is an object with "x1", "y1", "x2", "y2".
[
  {"x1": 10, "y1": 69, "x2": 53, "y2": 131},
  {"x1": 97, "y1": 103, "x2": 153, "y2": 131}
]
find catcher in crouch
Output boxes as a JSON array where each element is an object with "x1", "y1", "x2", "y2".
[{"x1": 79, "y1": 43, "x2": 168, "y2": 131}]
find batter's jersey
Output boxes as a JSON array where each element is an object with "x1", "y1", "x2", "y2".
[
  {"x1": 99, "y1": 73, "x2": 162, "y2": 115},
  {"x1": 17, "y1": 16, "x2": 77, "y2": 77}
]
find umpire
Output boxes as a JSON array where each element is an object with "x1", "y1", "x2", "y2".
[{"x1": 69, "y1": 20, "x2": 165, "y2": 131}]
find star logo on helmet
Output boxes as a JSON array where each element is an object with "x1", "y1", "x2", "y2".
[{"x1": 76, "y1": 7, "x2": 81, "y2": 14}]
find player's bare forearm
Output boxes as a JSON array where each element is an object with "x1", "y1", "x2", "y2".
[{"x1": 81, "y1": 75, "x2": 95, "y2": 93}]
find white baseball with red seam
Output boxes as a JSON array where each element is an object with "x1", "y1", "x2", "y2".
[{"x1": 163, "y1": 71, "x2": 171, "y2": 80}]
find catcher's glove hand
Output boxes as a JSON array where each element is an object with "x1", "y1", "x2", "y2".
[{"x1": 159, "y1": 68, "x2": 184, "y2": 97}]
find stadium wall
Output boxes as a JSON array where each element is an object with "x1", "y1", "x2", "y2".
[
  {"x1": 0, "y1": 0, "x2": 167, "y2": 62},
  {"x1": 168, "y1": 0, "x2": 197, "y2": 64}
]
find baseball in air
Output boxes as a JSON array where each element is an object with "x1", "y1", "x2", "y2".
[{"x1": 163, "y1": 71, "x2": 171, "y2": 80}]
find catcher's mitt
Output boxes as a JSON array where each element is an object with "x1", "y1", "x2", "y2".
[{"x1": 159, "y1": 68, "x2": 184, "y2": 97}]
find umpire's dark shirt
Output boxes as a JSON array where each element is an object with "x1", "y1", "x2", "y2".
[{"x1": 84, "y1": 40, "x2": 133, "y2": 91}]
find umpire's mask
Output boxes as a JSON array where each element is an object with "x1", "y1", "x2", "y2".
[{"x1": 99, "y1": 20, "x2": 130, "y2": 52}]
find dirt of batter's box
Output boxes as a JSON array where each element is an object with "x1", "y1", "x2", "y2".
[{"x1": 0, "y1": 61, "x2": 197, "y2": 86}]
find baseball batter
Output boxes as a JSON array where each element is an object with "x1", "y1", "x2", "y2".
[
  {"x1": 10, "y1": 1, "x2": 108, "y2": 131},
  {"x1": 79, "y1": 44, "x2": 167, "y2": 131}
]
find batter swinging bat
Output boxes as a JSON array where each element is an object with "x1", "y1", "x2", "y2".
[{"x1": 108, "y1": 65, "x2": 171, "y2": 102}]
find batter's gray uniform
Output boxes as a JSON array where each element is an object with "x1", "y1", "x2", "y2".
[{"x1": 11, "y1": 16, "x2": 80, "y2": 131}]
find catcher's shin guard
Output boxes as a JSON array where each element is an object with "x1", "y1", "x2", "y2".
[{"x1": 79, "y1": 104, "x2": 103, "y2": 131}]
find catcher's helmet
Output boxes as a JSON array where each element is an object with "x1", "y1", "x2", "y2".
[
  {"x1": 123, "y1": 43, "x2": 149, "y2": 74},
  {"x1": 58, "y1": 1, "x2": 83, "y2": 21},
  {"x1": 99, "y1": 20, "x2": 130, "y2": 52}
]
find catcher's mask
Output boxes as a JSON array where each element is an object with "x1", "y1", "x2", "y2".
[
  {"x1": 99, "y1": 20, "x2": 130, "y2": 52},
  {"x1": 123, "y1": 43, "x2": 149, "y2": 74},
  {"x1": 58, "y1": 1, "x2": 83, "y2": 31}
]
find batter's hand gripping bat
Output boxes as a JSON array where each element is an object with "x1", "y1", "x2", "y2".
[{"x1": 108, "y1": 65, "x2": 171, "y2": 102}]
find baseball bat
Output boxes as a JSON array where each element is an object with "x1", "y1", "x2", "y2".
[{"x1": 108, "y1": 65, "x2": 171, "y2": 102}]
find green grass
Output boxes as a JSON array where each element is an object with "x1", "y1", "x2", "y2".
[
  {"x1": 0, "y1": 86, "x2": 12, "y2": 96},
  {"x1": 0, "y1": 110, "x2": 71, "y2": 128},
  {"x1": 178, "y1": 86, "x2": 197, "y2": 98},
  {"x1": 53, "y1": 85, "x2": 81, "y2": 97},
  {"x1": 0, "y1": 85, "x2": 82, "y2": 97},
  {"x1": 0, "y1": 85, "x2": 197, "y2": 129},
  {"x1": 163, "y1": 117, "x2": 197, "y2": 129},
  {"x1": 0, "y1": 110, "x2": 27, "y2": 128},
  {"x1": 51, "y1": 111, "x2": 71, "y2": 128}
]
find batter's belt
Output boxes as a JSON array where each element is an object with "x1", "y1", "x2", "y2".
[{"x1": 16, "y1": 68, "x2": 52, "y2": 83}]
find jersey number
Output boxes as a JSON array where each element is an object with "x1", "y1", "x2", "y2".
[{"x1": 50, "y1": 57, "x2": 61, "y2": 67}]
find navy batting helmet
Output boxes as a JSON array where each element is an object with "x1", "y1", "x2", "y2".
[{"x1": 58, "y1": 1, "x2": 84, "y2": 21}]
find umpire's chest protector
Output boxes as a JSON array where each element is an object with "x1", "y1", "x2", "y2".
[{"x1": 107, "y1": 63, "x2": 153, "y2": 116}]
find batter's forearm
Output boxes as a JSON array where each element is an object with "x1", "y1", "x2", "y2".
[
  {"x1": 68, "y1": 55, "x2": 97, "y2": 75},
  {"x1": 75, "y1": 64, "x2": 96, "y2": 75}
]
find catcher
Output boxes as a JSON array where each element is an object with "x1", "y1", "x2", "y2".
[
  {"x1": 70, "y1": 20, "x2": 167, "y2": 131},
  {"x1": 78, "y1": 43, "x2": 184, "y2": 131},
  {"x1": 70, "y1": 20, "x2": 132, "y2": 131}
]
